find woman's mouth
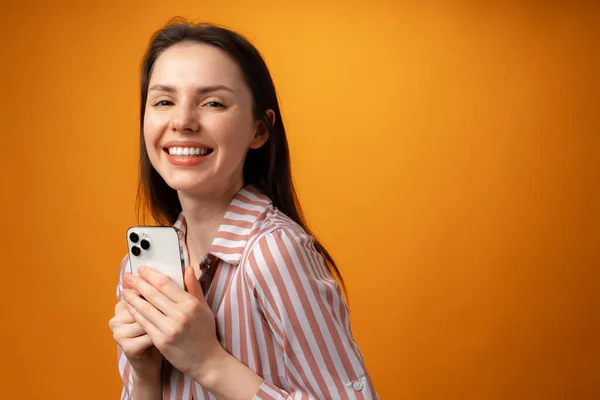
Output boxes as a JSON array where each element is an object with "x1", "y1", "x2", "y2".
[
  {"x1": 165, "y1": 146, "x2": 214, "y2": 157},
  {"x1": 163, "y1": 146, "x2": 214, "y2": 167}
]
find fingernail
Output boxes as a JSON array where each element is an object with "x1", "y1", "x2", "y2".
[{"x1": 138, "y1": 266, "x2": 146, "y2": 274}]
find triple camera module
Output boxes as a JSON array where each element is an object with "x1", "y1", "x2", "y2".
[{"x1": 129, "y1": 231, "x2": 150, "y2": 257}]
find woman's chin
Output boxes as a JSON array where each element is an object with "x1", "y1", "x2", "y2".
[{"x1": 162, "y1": 176, "x2": 209, "y2": 194}]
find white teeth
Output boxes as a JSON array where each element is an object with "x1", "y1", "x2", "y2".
[{"x1": 167, "y1": 147, "x2": 210, "y2": 156}]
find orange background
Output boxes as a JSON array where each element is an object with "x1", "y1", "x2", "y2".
[{"x1": 1, "y1": 1, "x2": 599, "y2": 399}]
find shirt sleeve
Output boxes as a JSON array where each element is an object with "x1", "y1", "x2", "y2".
[
  {"x1": 115, "y1": 255, "x2": 135, "y2": 400},
  {"x1": 245, "y1": 228, "x2": 377, "y2": 400}
]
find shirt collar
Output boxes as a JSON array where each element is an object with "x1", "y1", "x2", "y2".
[{"x1": 172, "y1": 185, "x2": 272, "y2": 265}]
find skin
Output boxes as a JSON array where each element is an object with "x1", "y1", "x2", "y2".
[{"x1": 109, "y1": 42, "x2": 276, "y2": 400}]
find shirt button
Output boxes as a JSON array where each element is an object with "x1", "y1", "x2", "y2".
[{"x1": 352, "y1": 380, "x2": 364, "y2": 391}]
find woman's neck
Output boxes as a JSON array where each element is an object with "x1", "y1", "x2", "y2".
[{"x1": 178, "y1": 183, "x2": 242, "y2": 266}]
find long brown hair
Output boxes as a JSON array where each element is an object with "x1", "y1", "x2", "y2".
[{"x1": 136, "y1": 19, "x2": 346, "y2": 292}]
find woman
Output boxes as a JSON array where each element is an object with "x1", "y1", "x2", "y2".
[{"x1": 109, "y1": 20, "x2": 377, "y2": 400}]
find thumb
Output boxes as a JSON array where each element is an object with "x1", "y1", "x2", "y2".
[{"x1": 184, "y1": 266, "x2": 204, "y2": 300}]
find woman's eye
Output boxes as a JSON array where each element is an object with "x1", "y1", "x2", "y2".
[
  {"x1": 153, "y1": 99, "x2": 173, "y2": 107},
  {"x1": 205, "y1": 101, "x2": 225, "y2": 108}
]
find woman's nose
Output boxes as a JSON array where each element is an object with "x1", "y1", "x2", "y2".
[{"x1": 171, "y1": 104, "x2": 200, "y2": 133}]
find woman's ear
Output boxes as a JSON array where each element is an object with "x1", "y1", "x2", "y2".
[{"x1": 249, "y1": 109, "x2": 276, "y2": 150}]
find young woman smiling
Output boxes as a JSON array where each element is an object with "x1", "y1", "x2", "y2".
[{"x1": 108, "y1": 20, "x2": 377, "y2": 400}]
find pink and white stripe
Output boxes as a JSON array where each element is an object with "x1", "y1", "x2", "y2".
[{"x1": 115, "y1": 186, "x2": 377, "y2": 399}]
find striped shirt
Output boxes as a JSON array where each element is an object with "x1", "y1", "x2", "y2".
[{"x1": 116, "y1": 186, "x2": 377, "y2": 399}]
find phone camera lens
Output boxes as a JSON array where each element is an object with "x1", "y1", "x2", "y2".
[
  {"x1": 140, "y1": 239, "x2": 150, "y2": 250},
  {"x1": 129, "y1": 232, "x2": 139, "y2": 243},
  {"x1": 131, "y1": 246, "x2": 141, "y2": 256}
]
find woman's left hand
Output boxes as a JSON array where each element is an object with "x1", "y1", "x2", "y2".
[{"x1": 121, "y1": 266, "x2": 223, "y2": 381}]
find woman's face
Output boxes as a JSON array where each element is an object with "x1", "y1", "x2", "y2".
[{"x1": 143, "y1": 43, "x2": 268, "y2": 197}]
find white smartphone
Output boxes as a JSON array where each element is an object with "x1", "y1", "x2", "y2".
[{"x1": 126, "y1": 226, "x2": 185, "y2": 289}]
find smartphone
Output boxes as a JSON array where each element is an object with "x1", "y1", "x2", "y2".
[{"x1": 126, "y1": 226, "x2": 185, "y2": 289}]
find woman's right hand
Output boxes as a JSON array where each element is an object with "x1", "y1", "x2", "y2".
[{"x1": 109, "y1": 287, "x2": 163, "y2": 382}]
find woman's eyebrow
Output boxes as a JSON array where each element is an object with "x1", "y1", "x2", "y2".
[
  {"x1": 196, "y1": 84, "x2": 235, "y2": 94},
  {"x1": 148, "y1": 84, "x2": 235, "y2": 94},
  {"x1": 148, "y1": 84, "x2": 175, "y2": 93}
]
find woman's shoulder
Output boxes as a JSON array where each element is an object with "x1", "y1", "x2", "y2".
[
  {"x1": 255, "y1": 206, "x2": 314, "y2": 246},
  {"x1": 243, "y1": 206, "x2": 322, "y2": 269}
]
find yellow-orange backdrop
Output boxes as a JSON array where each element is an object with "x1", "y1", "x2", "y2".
[{"x1": 1, "y1": 1, "x2": 598, "y2": 399}]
